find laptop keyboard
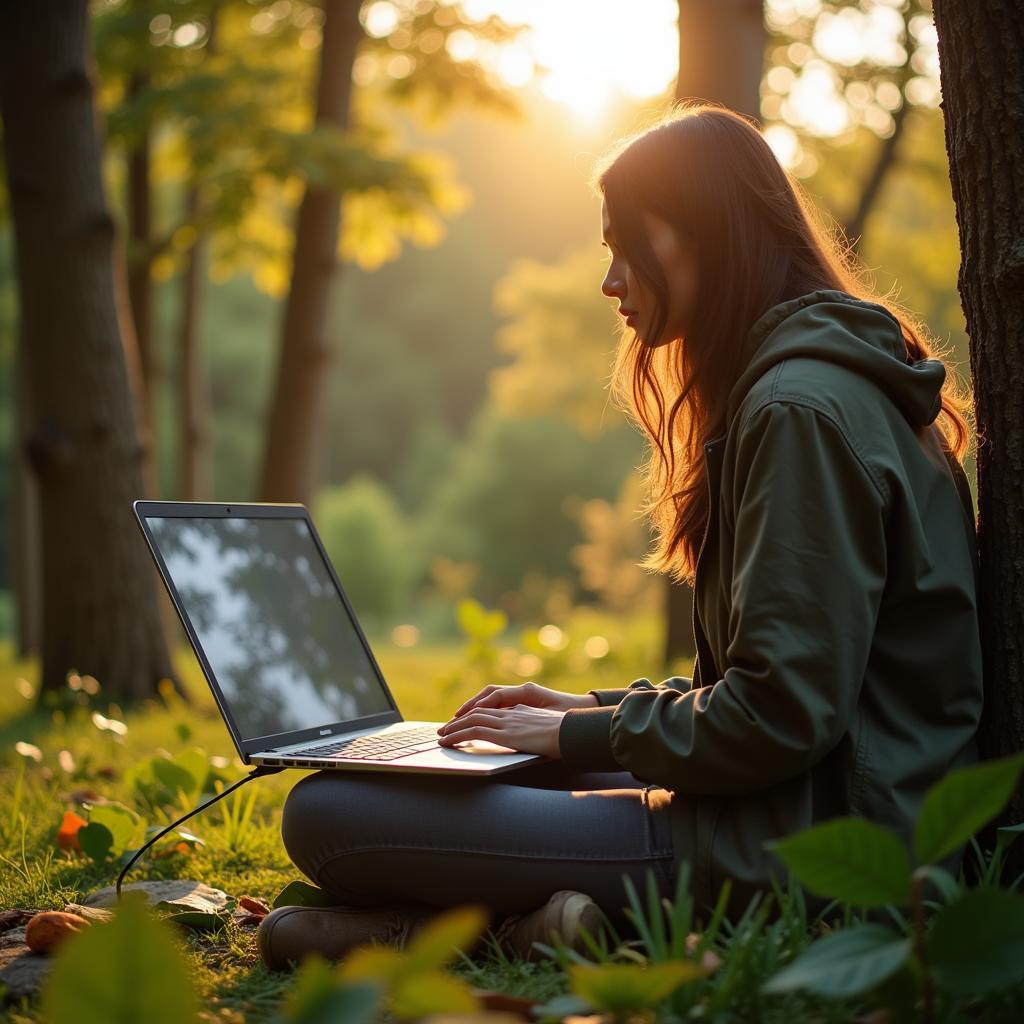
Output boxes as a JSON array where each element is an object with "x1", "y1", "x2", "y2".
[{"x1": 289, "y1": 725, "x2": 442, "y2": 762}]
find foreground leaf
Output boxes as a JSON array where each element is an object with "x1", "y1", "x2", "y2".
[
  {"x1": 569, "y1": 961, "x2": 704, "y2": 1012},
  {"x1": 914, "y1": 753, "x2": 1024, "y2": 865},
  {"x1": 390, "y1": 969, "x2": 479, "y2": 1018},
  {"x1": 929, "y1": 887, "x2": 1024, "y2": 995},
  {"x1": 761, "y1": 925, "x2": 912, "y2": 999},
  {"x1": 284, "y1": 955, "x2": 381, "y2": 1024},
  {"x1": 766, "y1": 818, "x2": 912, "y2": 906},
  {"x1": 403, "y1": 905, "x2": 488, "y2": 972},
  {"x1": 40, "y1": 898, "x2": 197, "y2": 1024}
]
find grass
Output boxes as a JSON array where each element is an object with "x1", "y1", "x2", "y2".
[{"x1": 0, "y1": 609, "x2": 682, "y2": 1022}]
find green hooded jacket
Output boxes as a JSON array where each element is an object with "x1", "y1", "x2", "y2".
[{"x1": 558, "y1": 289, "x2": 984, "y2": 918}]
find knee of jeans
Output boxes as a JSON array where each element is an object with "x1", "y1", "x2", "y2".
[{"x1": 280, "y1": 772, "x2": 327, "y2": 872}]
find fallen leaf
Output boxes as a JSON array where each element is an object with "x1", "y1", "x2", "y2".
[
  {"x1": 238, "y1": 897, "x2": 270, "y2": 918},
  {"x1": 84, "y1": 879, "x2": 230, "y2": 914},
  {"x1": 56, "y1": 811, "x2": 87, "y2": 852},
  {"x1": 63, "y1": 905, "x2": 114, "y2": 925}
]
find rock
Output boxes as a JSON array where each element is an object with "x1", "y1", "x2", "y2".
[
  {"x1": 0, "y1": 928, "x2": 27, "y2": 950},
  {"x1": 0, "y1": 944, "x2": 52, "y2": 1004}
]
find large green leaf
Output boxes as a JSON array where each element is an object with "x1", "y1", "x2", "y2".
[
  {"x1": 40, "y1": 898, "x2": 197, "y2": 1024},
  {"x1": 766, "y1": 818, "x2": 912, "y2": 906},
  {"x1": 89, "y1": 804, "x2": 139, "y2": 855},
  {"x1": 284, "y1": 957, "x2": 381, "y2": 1024},
  {"x1": 569, "y1": 962, "x2": 704, "y2": 1012},
  {"x1": 272, "y1": 880, "x2": 339, "y2": 910},
  {"x1": 929, "y1": 887, "x2": 1024, "y2": 995},
  {"x1": 402, "y1": 905, "x2": 487, "y2": 972},
  {"x1": 914, "y1": 753, "x2": 1024, "y2": 865},
  {"x1": 78, "y1": 822, "x2": 114, "y2": 864},
  {"x1": 390, "y1": 969, "x2": 479, "y2": 1018},
  {"x1": 761, "y1": 924, "x2": 912, "y2": 999}
]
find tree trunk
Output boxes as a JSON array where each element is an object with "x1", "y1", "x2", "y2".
[
  {"x1": 179, "y1": 185, "x2": 211, "y2": 500},
  {"x1": 931, "y1": 0, "x2": 1024, "y2": 861},
  {"x1": 663, "y1": 0, "x2": 765, "y2": 668},
  {"x1": 676, "y1": 0, "x2": 766, "y2": 122},
  {"x1": 125, "y1": 70, "x2": 160, "y2": 498},
  {"x1": 259, "y1": 0, "x2": 363, "y2": 505},
  {"x1": 0, "y1": 0, "x2": 181, "y2": 700}
]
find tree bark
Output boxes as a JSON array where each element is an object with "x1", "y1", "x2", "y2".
[
  {"x1": 259, "y1": 0, "x2": 363, "y2": 505},
  {"x1": 178, "y1": 185, "x2": 211, "y2": 501},
  {"x1": 932, "y1": 0, "x2": 1024, "y2": 860},
  {"x1": 676, "y1": 0, "x2": 766, "y2": 122},
  {"x1": 663, "y1": 0, "x2": 765, "y2": 668},
  {"x1": 126, "y1": 70, "x2": 160, "y2": 498},
  {"x1": 0, "y1": 0, "x2": 180, "y2": 700}
]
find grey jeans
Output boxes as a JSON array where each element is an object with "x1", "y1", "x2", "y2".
[{"x1": 280, "y1": 760, "x2": 677, "y2": 932}]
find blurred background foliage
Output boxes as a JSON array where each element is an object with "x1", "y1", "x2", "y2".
[{"x1": 0, "y1": 0, "x2": 969, "y2": 654}]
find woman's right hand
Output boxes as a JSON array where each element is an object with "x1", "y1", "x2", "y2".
[{"x1": 446, "y1": 681, "x2": 599, "y2": 721}]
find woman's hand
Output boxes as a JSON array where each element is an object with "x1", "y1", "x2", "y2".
[
  {"x1": 435, "y1": 682, "x2": 599, "y2": 760},
  {"x1": 436, "y1": 704, "x2": 568, "y2": 759},
  {"x1": 448, "y1": 681, "x2": 598, "y2": 718}
]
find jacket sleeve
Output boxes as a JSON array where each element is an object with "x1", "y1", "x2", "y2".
[
  {"x1": 558, "y1": 400, "x2": 887, "y2": 793},
  {"x1": 586, "y1": 676, "x2": 694, "y2": 707}
]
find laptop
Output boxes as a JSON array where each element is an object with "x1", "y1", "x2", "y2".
[{"x1": 133, "y1": 500, "x2": 547, "y2": 776}]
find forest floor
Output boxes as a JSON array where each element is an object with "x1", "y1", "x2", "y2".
[{"x1": 0, "y1": 612, "x2": 671, "y2": 1023}]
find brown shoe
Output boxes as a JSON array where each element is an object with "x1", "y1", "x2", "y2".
[
  {"x1": 258, "y1": 903, "x2": 439, "y2": 971},
  {"x1": 490, "y1": 890, "x2": 606, "y2": 962}
]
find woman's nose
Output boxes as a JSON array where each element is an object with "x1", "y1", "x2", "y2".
[{"x1": 601, "y1": 267, "x2": 625, "y2": 299}]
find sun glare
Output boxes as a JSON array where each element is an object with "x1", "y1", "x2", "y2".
[{"x1": 456, "y1": 0, "x2": 679, "y2": 122}]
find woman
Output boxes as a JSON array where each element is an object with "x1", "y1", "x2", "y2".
[{"x1": 258, "y1": 104, "x2": 983, "y2": 970}]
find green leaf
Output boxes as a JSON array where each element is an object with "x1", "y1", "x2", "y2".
[
  {"x1": 40, "y1": 897, "x2": 197, "y2": 1024},
  {"x1": 914, "y1": 753, "x2": 1024, "y2": 865},
  {"x1": 767, "y1": 818, "x2": 912, "y2": 906},
  {"x1": 929, "y1": 887, "x2": 1024, "y2": 995},
  {"x1": 403, "y1": 905, "x2": 487, "y2": 972},
  {"x1": 390, "y1": 969, "x2": 479, "y2": 1018},
  {"x1": 78, "y1": 822, "x2": 114, "y2": 864},
  {"x1": 761, "y1": 924, "x2": 912, "y2": 999},
  {"x1": 89, "y1": 804, "x2": 139, "y2": 855},
  {"x1": 284, "y1": 956, "x2": 381, "y2": 1024},
  {"x1": 272, "y1": 880, "x2": 339, "y2": 910},
  {"x1": 152, "y1": 758, "x2": 197, "y2": 799},
  {"x1": 569, "y1": 962, "x2": 703, "y2": 1012}
]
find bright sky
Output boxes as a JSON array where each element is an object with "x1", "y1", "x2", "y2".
[{"x1": 359, "y1": 0, "x2": 941, "y2": 174}]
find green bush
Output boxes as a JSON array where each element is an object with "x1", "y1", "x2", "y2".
[{"x1": 314, "y1": 475, "x2": 419, "y2": 628}]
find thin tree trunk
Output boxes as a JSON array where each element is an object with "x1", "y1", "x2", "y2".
[
  {"x1": 0, "y1": 0, "x2": 181, "y2": 700},
  {"x1": 259, "y1": 0, "x2": 363, "y2": 505},
  {"x1": 178, "y1": 8, "x2": 217, "y2": 502},
  {"x1": 932, "y1": 0, "x2": 1024, "y2": 863},
  {"x1": 126, "y1": 72, "x2": 160, "y2": 498},
  {"x1": 179, "y1": 185, "x2": 210, "y2": 500},
  {"x1": 663, "y1": 0, "x2": 765, "y2": 669}
]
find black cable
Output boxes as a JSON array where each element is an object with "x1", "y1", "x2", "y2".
[{"x1": 116, "y1": 765, "x2": 284, "y2": 899}]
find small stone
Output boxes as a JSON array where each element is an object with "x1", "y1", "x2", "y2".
[{"x1": 0, "y1": 945, "x2": 53, "y2": 1003}]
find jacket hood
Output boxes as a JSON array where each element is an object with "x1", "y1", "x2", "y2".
[{"x1": 725, "y1": 289, "x2": 946, "y2": 431}]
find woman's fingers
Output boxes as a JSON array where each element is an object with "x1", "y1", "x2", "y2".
[{"x1": 452, "y1": 685, "x2": 502, "y2": 718}]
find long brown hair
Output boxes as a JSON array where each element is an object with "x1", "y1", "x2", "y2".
[{"x1": 594, "y1": 103, "x2": 973, "y2": 586}]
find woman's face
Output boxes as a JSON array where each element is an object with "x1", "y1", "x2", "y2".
[{"x1": 600, "y1": 198, "x2": 697, "y2": 348}]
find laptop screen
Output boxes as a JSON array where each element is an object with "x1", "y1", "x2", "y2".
[{"x1": 146, "y1": 515, "x2": 393, "y2": 742}]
